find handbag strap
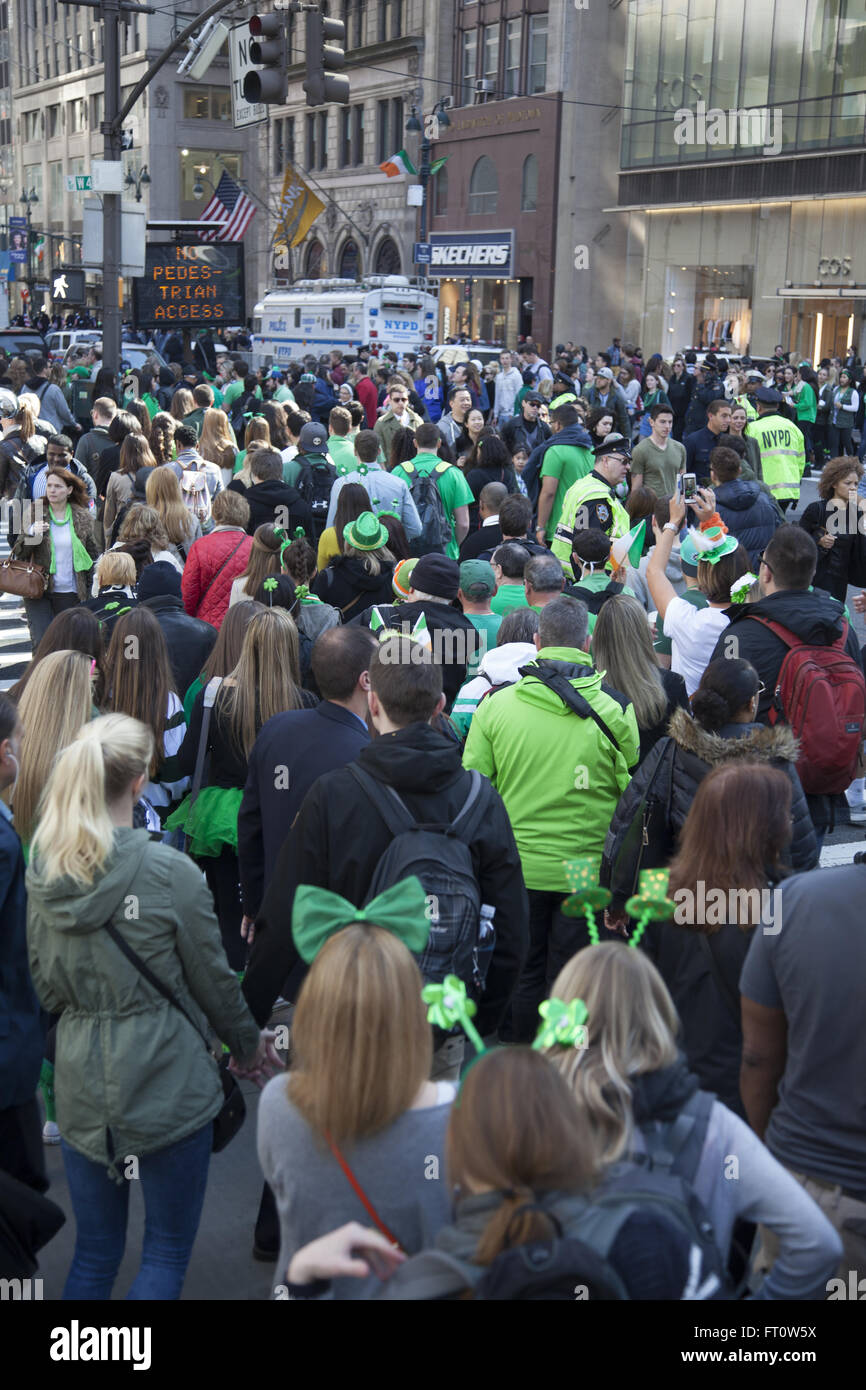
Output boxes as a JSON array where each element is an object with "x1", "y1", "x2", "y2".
[
  {"x1": 104, "y1": 919, "x2": 209, "y2": 1052},
  {"x1": 189, "y1": 676, "x2": 223, "y2": 810},
  {"x1": 325, "y1": 1130, "x2": 406, "y2": 1252},
  {"x1": 199, "y1": 532, "x2": 246, "y2": 608}
]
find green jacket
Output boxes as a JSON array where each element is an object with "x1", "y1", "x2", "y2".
[
  {"x1": 745, "y1": 412, "x2": 805, "y2": 503},
  {"x1": 463, "y1": 647, "x2": 638, "y2": 890},
  {"x1": 26, "y1": 827, "x2": 260, "y2": 1176}
]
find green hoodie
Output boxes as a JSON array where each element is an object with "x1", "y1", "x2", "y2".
[
  {"x1": 463, "y1": 646, "x2": 638, "y2": 890},
  {"x1": 26, "y1": 827, "x2": 260, "y2": 1177}
]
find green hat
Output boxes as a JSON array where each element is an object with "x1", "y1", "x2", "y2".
[
  {"x1": 459, "y1": 559, "x2": 496, "y2": 599},
  {"x1": 343, "y1": 510, "x2": 389, "y2": 551}
]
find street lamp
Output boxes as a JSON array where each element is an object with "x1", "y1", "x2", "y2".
[
  {"x1": 124, "y1": 165, "x2": 151, "y2": 203},
  {"x1": 406, "y1": 100, "x2": 450, "y2": 272},
  {"x1": 20, "y1": 188, "x2": 39, "y2": 316}
]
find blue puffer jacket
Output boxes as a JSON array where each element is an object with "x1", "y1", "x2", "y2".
[{"x1": 714, "y1": 478, "x2": 780, "y2": 566}]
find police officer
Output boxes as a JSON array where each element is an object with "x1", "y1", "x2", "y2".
[
  {"x1": 552, "y1": 433, "x2": 632, "y2": 578},
  {"x1": 745, "y1": 387, "x2": 806, "y2": 514}
]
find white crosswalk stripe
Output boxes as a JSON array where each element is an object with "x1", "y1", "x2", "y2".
[{"x1": 0, "y1": 536, "x2": 33, "y2": 690}]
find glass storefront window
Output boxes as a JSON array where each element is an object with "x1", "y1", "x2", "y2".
[{"x1": 622, "y1": 0, "x2": 866, "y2": 166}]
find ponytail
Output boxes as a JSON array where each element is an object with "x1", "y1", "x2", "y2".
[
  {"x1": 15, "y1": 398, "x2": 36, "y2": 442},
  {"x1": 31, "y1": 714, "x2": 153, "y2": 885},
  {"x1": 474, "y1": 1192, "x2": 562, "y2": 1269}
]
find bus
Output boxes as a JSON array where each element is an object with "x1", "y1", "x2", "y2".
[{"x1": 251, "y1": 276, "x2": 438, "y2": 368}]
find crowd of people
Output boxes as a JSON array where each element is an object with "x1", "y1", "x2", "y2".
[{"x1": 0, "y1": 329, "x2": 863, "y2": 1307}]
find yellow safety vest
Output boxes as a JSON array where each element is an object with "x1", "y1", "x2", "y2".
[
  {"x1": 552, "y1": 473, "x2": 631, "y2": 578},
  {"x1": 744, "y1": 413, "x2": 805, "y2": 503}
]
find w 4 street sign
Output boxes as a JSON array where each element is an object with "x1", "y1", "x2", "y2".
[{"x1": 66, "y1": 175, "x2": 92, "y2": 192}]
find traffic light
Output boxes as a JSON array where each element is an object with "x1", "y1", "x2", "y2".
[
  {"x1": 243, "y1": 14, "x2": 288, "y2": 105},
  {"x1": 303, "y1": 10, "x2": 349, "y2": 107}
]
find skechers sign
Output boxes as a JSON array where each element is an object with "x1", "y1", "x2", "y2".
[{"x1": 428, "y1": 231, "x2": 514, "y2": 278}]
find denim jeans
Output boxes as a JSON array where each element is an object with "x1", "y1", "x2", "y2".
[{"x1": 62, "y1": 1123, "x2": 212, "y2": 1300}]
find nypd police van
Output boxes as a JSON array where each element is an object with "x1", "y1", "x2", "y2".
[{"x1": 251, "y1": 276, "x2": 438, "y2": 367}]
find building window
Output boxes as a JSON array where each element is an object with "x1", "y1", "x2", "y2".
[
  {"x1": 353, "y1": 103, "x2": 364, "y2": 164},
  {"x1": 307, "y1": 112, "x2": 328, "y2": 169},
  {"x1": 378, "y1": 97, "x2": 401, "y2": 162},
  {"x1": 179, "y1": 149, "x2": 240, "y2": 202},
  {"x1": 339, "y1": 105, "x2": 364, "y2": 170},
  {"x1": 339, "y1": 240, "x2": 360, "y2": 279},
  {"x1": 433, "y1": 163, "x2": 448, "y2": 216},
  {"x1": 348, "y1": 0, "x2": 363, "y2": 48},
  {"x1": 23, "y1": 164, "x2": 42, "y2": 202},
  {"x1": 48, "y1": 160, "x2": 63, "y2": 209},
  {"x1": 460, "y1": 29, "x2": 477, "y2": 106},
  {"x1": 306, "y1": 112, "x2": 316, "y2": 169},
  {"x1": 90, "y1": 93, "x2": 103, "y2": 129},
  {"x1": 305, "y1": 239, "x2": 325, "y2": 278},
  {"x1": 376, "y1": 99, "x2": 389, "y2": 163},
  {"x1": 375, "y1": 237, "x2": 401, "y2": 275},
  {"x1": 468, "y1": 155, "x2": 498, "y2": 215},
  {"x1": 274, "y1": 118, "x2": 285, "y2": 176},
  {"x1": 318, "y1": 110, "x2": 328, "y2": 169},
  {"x1": 182, "y1": 86, "x2": 231, "y2": 121},
  {"x1": 504, "y1": 18, "x2": 522, "y2": 96},
  {"x1": 521, "y1": 153, "x2": 538, "y2": 211},
  {"x1": 378, "y1": 0, "x2": 401, "y2": 42},
  {"x1": 482, "y1": 23, "x2": 499, "y2": 90},
  {"x1": 340, "y1": 107, "x2": 351, "y2": 166},
  {"x1": 528, "y1": 13, "x2": 548, "y2": 95}
]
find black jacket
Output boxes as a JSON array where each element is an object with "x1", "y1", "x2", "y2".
[
  {"x1": 601, "y1": 709, "x2": 818, "y2": 912},
  {"x1": 351, "y1": 598, "x2": 483, "y2": 709},
  {"x1": 459, "y1": 521, "x2": 502, "y2": 562},
  {"x1": 244, "y1": 479, "x2": 312, "y2": 537},
  {"x1": 799, "y1": 498, "x2": 866, "y2": 603},
  {"x1": 84, "y1": 587, "x2": 137, "y2": 638},
  {"x1": 638, "y1": 668, "x2": 690, "y2": 762},
  {"x1": 714, "y1": 477, "x2": 781, "y2": 567},
  {"x1": 238, "y1": 701, "x2": 370, "y2": 918},
  {"x1": 500, "y1": 412, "x2": 551, "y2": 459},
  {"x1": 312, "y1": 554, "x2": 395, "y2": 619},
  {"x1": 683, "y1": 372, "x2": 724, "y2": 435},
  {"x1": 137, "y1": 594, "x2": 217, "y2": 701},
  {"x1": 242, "y1": 721, "x2": 528, "y2": 1035},
  {"x1": 666, "y1": 372, "x2": 694, "y2": 427}
]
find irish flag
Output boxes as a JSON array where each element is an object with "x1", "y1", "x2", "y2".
[{"x1": 379, "y1": 149, "x2": 417, "y2": 179}]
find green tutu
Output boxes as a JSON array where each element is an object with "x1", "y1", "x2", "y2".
[{"x1": 165, "y1": 785, "x2": 242, "y2": 858}]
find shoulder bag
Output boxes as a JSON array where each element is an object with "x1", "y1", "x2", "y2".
[
  {"x1": 105, "y1": 917, "x2": 245, "y2": 1152},
  {"x1": 0, "y1": 553, "x2": 48, "y2": 599}
]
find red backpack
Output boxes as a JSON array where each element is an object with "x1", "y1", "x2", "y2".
[{"x1": 752, "y1": 616, "x2": 866, "y2": 795}]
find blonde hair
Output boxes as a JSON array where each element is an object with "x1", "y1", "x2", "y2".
[
  {"x1": 543, "y1": 944, "x2": 680, "y2": 1166},
  {"x1": 31, "y1": 714, "x2": 154, "y2": 885},
  {"x1": 8, "y1": 396, "x2": 37, "y2": 441},
  {"x1": 289, "y1": 925, "x2": 432, "y2": 1145},
  {"x1": 96, "y1": 550, "x2": 136, "y2": 588},
  {"x1": 145, "y1": 465, "x2": 195, "y2": 547},
  {"x1": 200, "y1": 407, "x2": 235, "y2": 470},
  {"x1": 591, "y1": 595, "x2": 668, "y2": 732},
  {"x1": 14, "y1": 651, "x2": 96, "y2": 844},
  {"x1": 341, "y1": 543, "x2": 393, "y2": 578},
  {"x1": 220, "y1": 607, "x2": 303, "y2": 758},
  {"x1": 117, "y1": 503, "x2": 170, "y2": 557}
]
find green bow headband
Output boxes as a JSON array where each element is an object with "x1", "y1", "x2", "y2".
[
  {"x1": 244, "y1": 410, "x2": 265, "y2": 421},
  {"x1": 421, "y1": 977, "x2": 589, "y2": 1057},
  {"x1": 292, "y1": 877, "x2": 431, "y2": 964},
  {"x1": 561, "y1": 857, "x2": 675, "y2": 950}
]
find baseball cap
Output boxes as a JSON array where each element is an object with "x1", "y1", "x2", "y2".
[
  {"x1": 459, "y1": 559, "x2": 497, "y2": 600},
  {"x1": 745, "y1": 370, "x2": 765, "y2": 382},
  {"x1": 596, "y1": 367, "x2": 615, "y2": 381},
  {"x1": 678, "y1": 533, "x2": 701, "y2": 576},
  {"x1": 299, "y1": 421, "x2": 328, "y2": 453},
  {"x1": 524, "y1": 392, "x2": 544, "y2": 405}
]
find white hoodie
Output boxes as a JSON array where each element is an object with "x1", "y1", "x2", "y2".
[{"x1": 451, "y1": 641, "x2": 538, "y2": 736}]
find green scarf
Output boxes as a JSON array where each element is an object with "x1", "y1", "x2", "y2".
[{"x1": 49, "y1": 504, "x2": 94, "y2": 576}]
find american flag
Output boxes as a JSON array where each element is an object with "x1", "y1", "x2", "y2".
[{"x1": 199, "y1": 172, "x2": 256, "y2": 242}]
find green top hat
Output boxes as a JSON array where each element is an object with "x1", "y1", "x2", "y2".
[{"x1": 343, "y1": 510, "x2": 389, "y2": 552}]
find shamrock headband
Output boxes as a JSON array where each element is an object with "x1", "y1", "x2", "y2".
[
  {"x1": 561, "y1": 857, "x2": 675, "y2": 951},
  {"x1": 730, "y1": 572, "x2": 757, "y2": 603},
  {"x1": 422, "y1": 977, "x2": 589, "y2": 1061},
  {"x1": 336, "y1": 460, "x2": 369, "y2": 477},
  {"x1": 292, "y1": 877, "x2": 431, "y2": 964},
  {"x1": 274, "y1": 525, "x2": 307, "y2": 565}
]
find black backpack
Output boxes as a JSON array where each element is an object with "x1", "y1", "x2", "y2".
[
  {"x1": 347, "y1": 763, "x2": 493, "y2": 1003},
  {"x1": 400, "y1": 459, "x2": 453, "y2": 556},
  {"x1": 296, "y1": 454, "x2": 337, "y2": 541}
]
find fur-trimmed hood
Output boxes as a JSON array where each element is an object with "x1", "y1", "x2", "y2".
[{"x1": 668, "y1": 707, "x2": 800, "y2": 766}]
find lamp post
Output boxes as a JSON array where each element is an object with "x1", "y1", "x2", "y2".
[
  {"x1": 124, "y1": 165, "x2": 151, "y2": 203},
  {"x1": 20, "y1": 188, "x2": 39, "y2": 320},
  {"x1": 406, "y1": 100, "x2": 450, "y2": 273}
]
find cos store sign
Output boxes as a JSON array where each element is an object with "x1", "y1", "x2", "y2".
[{"x1": 133, "y1": 243, "x2": 245, "y2": 326}]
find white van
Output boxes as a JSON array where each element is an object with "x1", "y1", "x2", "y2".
[{"x1": 251, "y1": 276, "x2": 438, "y2": 369}]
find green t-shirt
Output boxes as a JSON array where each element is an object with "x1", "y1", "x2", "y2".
[
  {"x1": 653, "y1": 584, "x2": 708, "y2": 656},
  {"x1": 223, "y1": 380, "x2": 263, "y2": 407},
  {"x1": 631, "y1": 436, "x2": 686, "y2": 496},
  {"x1": 328, "y1": 436, "x2": 357, "y2": 473},
  {"x1": 392, "y1": 452, "x2": 474, "y2": 560},
  {"x1": 539, "y1": 443, "x2": 596, "y2": 540},
  {"x1": 274, "y1": 384, "x2": 295, "y2": 404},
  {"x1": 465, "y1": 612, "x2": 503, "y2": 676},
  {"x1": 491, "y1": 583, "x2": 530, "y2": 616},
  {"x1": 283, "y1": 456, "x2": 304, "y2": 487}
]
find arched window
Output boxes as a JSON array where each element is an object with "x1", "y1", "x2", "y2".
[
  {"x1": 375, "y1": 237, "x2": 401, "y2": 275},
  {"x1": 305, "y1": 239, "x2": 325, "y2": 279},
  {"x1": 521, "y1": 154, "x2": 538, "y2": 212},
  {"x1": 468, "y1": 155, "x2": 498, "y2": 215},
  {"x1": 339, "y1": 239, "x2": 361, "y2": 279}
]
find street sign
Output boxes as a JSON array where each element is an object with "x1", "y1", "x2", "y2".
[
  {"x1": 413, "y1": 243, "x2": 432, "y2": 265},
  {"x1": 229, "y1": 22, "x2": 268, "y2": 128},
  {"x1": 52, "y1": 268, "x2": 86, "y2": 303},
  {"x1": 66, "y1": 175, "x2": 92, "y2": 192},
  {"x1": 133, "y1": 242, "x2": 245, "y2": 327}
]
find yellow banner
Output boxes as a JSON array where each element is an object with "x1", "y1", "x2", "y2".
[{"x1": 275, "y1": 165, "x2": 326, "y2": 249}]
